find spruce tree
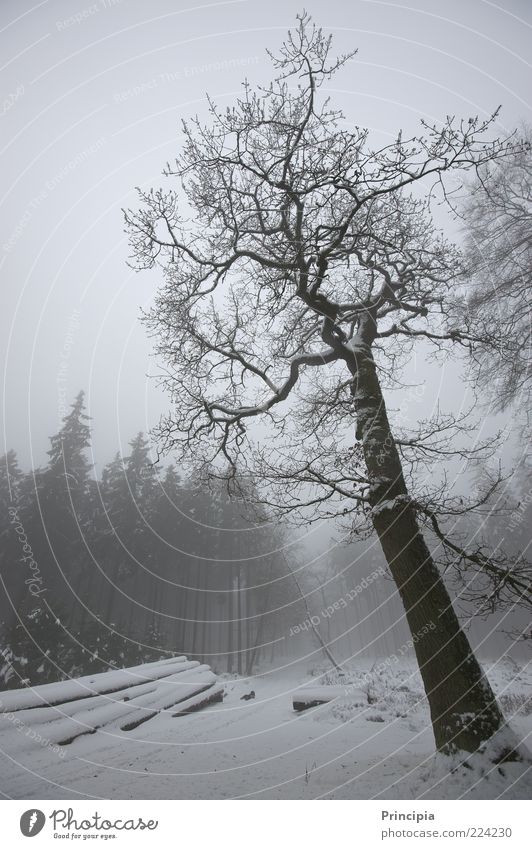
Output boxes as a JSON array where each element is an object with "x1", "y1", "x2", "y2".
[{"x1": 40, "y1": 391, "x2": 92, "y2": 621}]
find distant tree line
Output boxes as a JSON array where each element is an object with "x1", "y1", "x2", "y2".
[
  {"x1": 1, "y1": 391, "x2": 411, "y2": 690},
  {"x1": 1, "y1": 392, "x2": 528, "y2": 692},
  {"x1": 0, "y1": 391, "x2": 304, "y2": 688}
]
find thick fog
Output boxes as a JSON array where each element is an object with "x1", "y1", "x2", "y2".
[
  {"x1": 1, "y1": 0, "x2": 530, "y2": 471},
  {"x1": 0, "y1": 0, "x2": 530, "y2": 688}
]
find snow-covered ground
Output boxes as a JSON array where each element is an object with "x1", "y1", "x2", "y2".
[{"x1": 0, "y1": 656, "x2": 530, "y2": 800}]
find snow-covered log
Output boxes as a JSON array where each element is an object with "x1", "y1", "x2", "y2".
[
  {"x1": 0, "y1": 656, "x2": 191, "y2": 712},
  {"x1": 293, "y1": 684, "x2": 366, "y2": 712},
  {"x1": 0, "y1": 656, "x2": 224, "y2": 745}
]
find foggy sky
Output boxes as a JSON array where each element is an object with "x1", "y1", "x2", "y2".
[{"x1": 1, "y1": 0, "x2": 531, "y2": 475}]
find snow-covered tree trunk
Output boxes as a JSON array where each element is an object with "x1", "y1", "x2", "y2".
[{"x1": 352, "y1": 346, "x2": 507, "y2": 755}]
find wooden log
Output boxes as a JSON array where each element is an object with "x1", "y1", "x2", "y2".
[
  {"x1": 171, "y1": 683, "x2": 224, "y2": 716},
  {"x1": 0, "y1": 656, "x2": 190, "y2": 713},
  {"x1": 0, "y1": 657, "x2": 224, "y2": 747},
  {"x1": 293, "y1": 684, "x2": 366, "y2": 712}
]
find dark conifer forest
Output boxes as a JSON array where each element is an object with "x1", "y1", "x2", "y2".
[
  {"x1": 0, "y1": 392, "x2": 395, "y2": 688},
  {"x1": 2, "y1": 391, "x2": 530, "y2": 692},
  {"x1": 0, "y1": 392, "x2": 297, "y2": 686}
]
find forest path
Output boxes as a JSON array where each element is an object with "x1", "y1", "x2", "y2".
[{"x1": 1, "y1": 661, "x2": 531, "y2": 799}]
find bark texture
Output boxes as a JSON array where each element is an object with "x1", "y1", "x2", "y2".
[{"x1": 352, "y1": 349, "x2": 508, "y2": 755}]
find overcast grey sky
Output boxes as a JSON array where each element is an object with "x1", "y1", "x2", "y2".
[{"x1": 1, "y1": 0, "x2": 531, "y2": 473}]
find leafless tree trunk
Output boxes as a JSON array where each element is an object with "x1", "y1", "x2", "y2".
[
  {"x1": 352, "y1": 342, "x2": 504, "y2": 753},
  {"x1": 285, "y1": 556, "x2": 343, "y2": 673}
]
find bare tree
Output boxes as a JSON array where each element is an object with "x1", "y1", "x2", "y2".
[
  {"x1": 125, "y1": 15, "x2": 529, "y2": 759},
  {"x1": 456, "y1": 128, "x2": 532, "y2": 634},
  {"x1": 283, "y1": 553, "x2": 343, "y2": 672},
  {"x1": 460, "y1": 126, "x2": 532, "y2": 439}
]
